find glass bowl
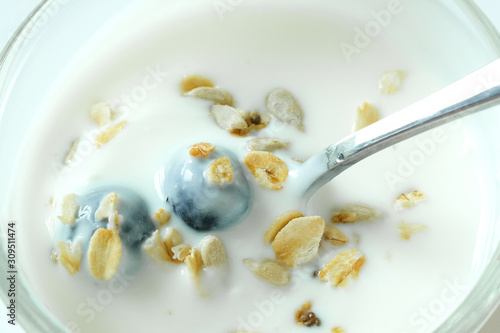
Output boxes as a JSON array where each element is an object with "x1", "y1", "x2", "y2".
[{"x1": 1, "y1": 0, "x2": 500, "y2": 332}]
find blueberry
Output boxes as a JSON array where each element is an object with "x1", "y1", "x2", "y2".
[
  {"x1": 157, "y1": 145, "x2": 253, "y2": 231},
  {"x1": 59, "y1": 187, "x2": 156, "y2": 258}
]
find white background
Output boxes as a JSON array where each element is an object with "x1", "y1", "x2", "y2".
[{"x1": 1, "y1": 0, "x2": 500, "y2": 332}]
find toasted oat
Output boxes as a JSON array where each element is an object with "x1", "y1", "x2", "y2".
[
  {"x1": 394, "y1": 190, "x2": 426, "y2": 210},
  {"x1": 323, "y1": 225, "x2": 349, "y2": 246},
  {"x1": 184, "y1": 87, "x2": 233, "y2": 106},
  {"x1": 143, "y1": 230, "x2": 171, "y2": 262},
  {"x1": 58, "y1": 194, "x2": 79, "y2": 225},
  {"x1": 185, "y1": 248, "x2": 203, "y2": 283},
  {"x1": 95, "y1": 121, "x2": 126, "y2": 147},
  {"x1": 180, "y1": 74, "x2": 214, "y2": 93},
  {"x1": 171, "y1": 244, "x2": 192, "y2": 261},
  {"x1": 88, "y1": 228, "x2": 122, "y2": 280},
  {"x1": 243, "y1": 258, "x2": 290, "y2": 286},
  {"x1": 266, "y1": 88, "x2": 304, "y2": 131},
  {"x1": 144, "y1": 228, "x2": 184, "y2": 263},
  {"x1": 154, "y1": 208, "x2": 171, "y2": 227},
  {"x1": 200, "y1": 235, "x2": 228, "y2": 267},
  {"x1": 354, "y1": 102, "x2": 380, "y2": 131},
  {"x1": 230, "y1": 111, "x2": 270, "y2": 137},
  {"x1": 244, "y1": 151, "x2": 288, "y2": 190},
  {"x1": 295, "y1": 301, "x2": 321, "y2": 327},
  {"x1": 189, "y1": 142, "x2": 216, "y2": 158},
  {"x1": 379, "y1": 70, "x2": 405, "y2": 94},
  {"x1": 210, "y1": 105, "x2": 248, "y2": 131},
  {"x1": 90, "y1": 101, "x2": 113, "y2": 127},
  {"x1": 331, "y1": 203, "x2": 377, "y2": 223},
  {"x1": 272, "y1": 216, "x2": 325, "y2": 267},
  {"x1": 206, "y1": 157, "x2": 234, "y2": 184},
  {"x1": 399, "y1": 221, "x2": 427, "y2": 240},
  {"x1": 64, "y1": 140, "x2": 79, "y2": 164},
  {"x1": 264, "y1": 210, "x2": 304, "y2": 244},
  {"x1": 331, "y1": 328, "x2": 346, "y2": 333},
  {"x1": 95, "y1": 192, "x2": 118, "y2": 221},
  {"x1": 246, "y1": 138, "x2": 289, "y2": 152},
  {"x1": 319, "y1": 248, "x2": 366, "y2": 287},
  {"x1": 56, "y1": 240, "x2": 82, "y2": 275}
]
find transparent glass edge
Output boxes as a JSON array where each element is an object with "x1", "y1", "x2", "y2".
[
  {"x1": 0, "y1": 0, "x2": 54, "y2": 105},
  {"x1": 0, "y1": 1, "x2": 70, "y2": 331},
  {"x1": 0, "y1": 0, "x2": 499, "y2": 332}
]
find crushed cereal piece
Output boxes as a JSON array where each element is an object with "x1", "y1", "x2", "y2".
[
  {"x1": 394, "y1": 190, "x2": 426, "y2": 210},
  {"x1": 184, "y1": 86, "x2": 233, "y2": 106},
  {"x1": 246, "y1": 138, "x2": 289, "y2": 152},
  {"x1": 88, "y1": 228, "x2": 122, "y2": 281},
  {"x1": 331, "y1": 328, "x2": 346, "y2": 333},
  {"x1": 180, "y1": 74, "x2": 214, "y2": 93},
  {"x1": 210, "y1": 105, "x2": 248, "y2": 131},
  {"x1": 272, "y1": 216, "x2": 325, "y2": 267},
  {"x1": 323, "y1": 225, "x2": 349, "y2": 246},
  {"x1": 295, "y1": 301, "x2": 321, "y2": 327},
  {"x1": 200, "y1": 235, "x2": 228, "y2": 267},
  {"x1": 95, "y1": 192, "x2": 118, "y2": 221},
  {"x1": 64, "y1": 140, "x2": 80, "y2": 165},
  {"x1": 264, "y1": 210, "x2": 304, "y2": 244},
  {"x1": 266, "y1": 88, "x2": 304, "y2": 131},
  {"x1": 243, "y1": 258, "x2": 290, "y2": 286},
  {"x1": 185, "y1": 248, "x2": 203, "y2": 285},
  {"x1": 319, "y1": 248, "x2": 366, "y2": 288},
  {"x1": 206, "y1": 157, "x2": 234, "y2": 184},
  {"x1": 90, "y1": 101, "x2": 113, "y2": 127},
  {"x1": 143, "y1": 230, "x2": 171, "y2": 262},
  {"x1": 143, "y1": 228, "x2": 184, "y2": 263},
  {"x1": 379, "y1": 70, "x2": 405, "y2": 94},
  {"x1": 230, "y1": 110, "x2": 270, "y2": 137},
  {"x1": 154, "y1": 208, "x2": 171, "y2": 227},
  {"x1": 56, "y1": 240, "x2": 82, "y2": 275},
  {"x1": 58, "y1": 194, "x2": 79, "y2": 225},
  {"x1": 354, "y1": 102, "x2": 379, "y2": 131},
  {"x1": 95, "y1": 121, "x2": 126, "y2": 147},
  {"x1": 244, "y1": 151, "x2": 288, "y2": 190},
  {"x1": 171, "y1": 244, "x2": 192, "y2": 261},
  {"x1": 399, "y1": 221, "x2": 427, "y2": 240},
  {"x1": 331, "y1": 203, "x2": 377, "y2": 223},
  {"x1": 189, "y1": 142, "x2": 216, "y2": 158}
]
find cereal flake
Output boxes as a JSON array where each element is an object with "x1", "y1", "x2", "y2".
[
  {"x1": 189, "y1": 142, "x2": 216, "y2": 158},
  {"x1": 354, "y1": 102, "x2": 380, "y2": 131},
  {"x1": 323, "y1": 225, "x2": 349, "y2": 246},
  {"x1": 331, "y1": 203, "x2": 377, "y2": 223},
  {"x1": 266, "y1": 88, "x2": 304, "y2": 131},
  {"x1": 244, "y1": 151, "x2": 288, "y2": 190},
  {"x1": 206, "y1": 157, "x2": 234, "y2": 185},
  {"x1": 95, "y1": 121, "x2": 126, "y2": 147},
  {"x1": 200, "y1": 235, "x2": 228, "y2": 267},
  {"x1": 272, "y1": 216, "x2": 325, "y2": 267},
  {"x1": 88, "y1": 228, "x2": 122, "y2": 281},
  {"x1": 180, "y1": 74, "x2": 214, "y2": 93},
  {"x1": 394, "y1": 190, "x2": 426, "y2": 210},
  {"x1": 246, "y1": 138, "x2": 289, "y2": 152},
  {"x1": 379, "y1": 70, "x2": 405, "y2": 94},
  {"x1": 243, "y1": 258, "x2": 290, "y2": 286},
  {"x1": 319, "y1": 248, "x2": 366, "y2": 287},
  {"x1": 264, "y1": 210, "x2": 303, "y2": 244},
  {"x1": 58, "y1": 194, "x2": 79, "y2": 225},
  {"x1": 56, "y1": 240, "x2": 82, "y2": 275},
  {"x1": 184, "y1": 87, "x2": 233, "y2": 106},
  {"x1": 399, "y1": 221, "x2": 427, "y2": 240},
  {"x1": 90, "y1": 101, "x2": 113, "y2": 127}
]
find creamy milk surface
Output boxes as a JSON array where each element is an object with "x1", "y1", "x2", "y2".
[{"x1": 6, "y1": 0, "x2": 498, "y2": 332}]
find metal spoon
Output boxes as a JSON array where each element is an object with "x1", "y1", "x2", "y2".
[{"x1": 291, "y1": 59, "x2": 500, "y2": 203}]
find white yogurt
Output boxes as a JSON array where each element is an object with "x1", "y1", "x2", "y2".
[{"x1": 6, "y1": 0, "x2": 499, "y2": 332}]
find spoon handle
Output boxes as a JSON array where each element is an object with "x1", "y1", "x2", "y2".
[{"x1": 296, "y1": 59, "x2": 500, "y2": 200}]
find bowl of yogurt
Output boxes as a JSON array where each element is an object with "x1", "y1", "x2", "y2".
[{"x1": 1, "y1": 0, "x2": 500, "y2": 332}]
